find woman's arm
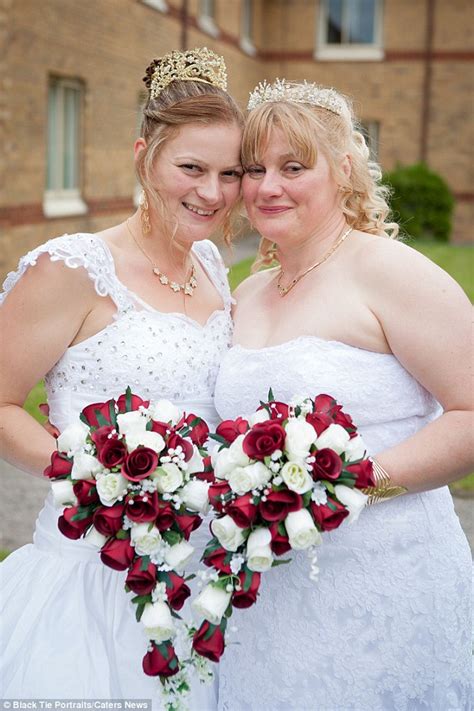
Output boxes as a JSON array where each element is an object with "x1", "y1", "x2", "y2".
[
  {"x1": 0, "y1": 256, "x2": 98, "y2": 477},
  {"x1": 363, "y1": 239, "x2": 473, "y2": 492}
]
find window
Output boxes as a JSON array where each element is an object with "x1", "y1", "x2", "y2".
[
  {"x1": 360, "y1": 120, "x2": 380, "y2": 161},
  {"x1": 141, "y1": 0, "x2": 168, "y2": 11},
  {"x1": 198, "y1": 0, "x2": 219, "y2": 37},
  {"x1": 240, "y1": 0, "x2": 256, "y2": 56},
  {"x1": 44, "y1": 77, "x2": 87, "y2": 217},
  {"x1": 316, "y1": 0, "x2": 383, "y2": 61}
]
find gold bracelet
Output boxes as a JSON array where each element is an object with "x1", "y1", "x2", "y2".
[{"x1": 362, "y1": 458, "x2": 408, "y2": 505}]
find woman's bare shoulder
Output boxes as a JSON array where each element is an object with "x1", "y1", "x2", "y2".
[{"x1": 233, "y1": 267, "x2": 278, "y2": 301}]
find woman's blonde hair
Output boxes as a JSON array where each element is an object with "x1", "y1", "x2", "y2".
[
  {"x1": 136, "y1": 69, "x2": 244, "y2": 245},
  {"x1": 242, "y1": 86, "x2": 398, "y2": 268}
]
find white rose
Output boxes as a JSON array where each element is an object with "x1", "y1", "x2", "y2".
[
  {"x1": 334, "y1": 484, "x2": 368, "y2": 523},
  {"x1": 343, "y1": 434, "x2": 367, "y2": 462},
  {"x1": 248, "y1": 409, "x2": 270, "y2": 426},
  {"x1": 285, "y1": 509, "x2": 322, "y2": 550},
  {"x1": 152, "y1": 463, "x2": 183, "y2": 493},
  {"x1": 84, "y1": 525, "x2": 108, "y2": 548},
  {"x1": 116, "y1": 410, "x2": 148, "y2": 439},
  {"x1": 71, "y1": 451, "x2": 102, "y2": 480},
  {"x1": 246, "y1": 527, "x2": 273, "y2": 572},
  {"x1": 284, "y1": 419, "x2": 317, "y2": 459},
  {"x1": 130, "y1": 523, "x2": 162, "y2": 556},
  {"x1": 57, "y1": 421, "x2": 90, "y2": 456},
  {"x1": 211, "y1": 515, "x2": 246, "y2": 552},
  {"x1": 192, "y1": 584, "x2": 232, "y2": 625},
  {"x1": 125, "y1": 430, "x2": 165, "y2": 454},
  {"x1": 181, "y1": 480, "x2": 210, "y2": 513},
  {"x1": 315, "y1": 424, "x2": 350, "y2": 455},
  {"x1": 96, "y1": 472, "x2": 128, "y2": 506},
  {"x1": 51, "y1": 480, "x2": 77, "y2": 508},
  {"x1": 141, "y1": 601, "x2": 175, "y2": 642},
  {"x1": 214, "y1": 437, "x2": 251, "y2": 480},
  {"x1": 228, "y1": 461, "x2": 272, "y2": 495},
  {"x1": 280, "y1": 460, "x2": 313, "y2": 494},
  {"x1": 164, "y1": 540, "x2": 195, "y2": 571},
  {"x1": 186, "y1": 447, "x2": 204, "y2": 475},
  {"x1": 150, "y1": 399, "x2": 180, "y2": 425}
]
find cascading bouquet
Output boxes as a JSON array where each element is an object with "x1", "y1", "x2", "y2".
[
  {"x1": 190, "y1": 391, "x2": 375, "y2": 662},
  {"x1": 44, "y1": 388, "x2": 214, "y2": 708}
]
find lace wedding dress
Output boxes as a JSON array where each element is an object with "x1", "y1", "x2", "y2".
[
  {"x1": 0, "y1": 233, "x2": 232, "y2": 705},
  {"x1": 214, "y1": 337, "x2": 472, "y2": 711}
]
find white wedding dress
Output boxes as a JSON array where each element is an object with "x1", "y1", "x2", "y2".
[
  {"x1": 0, "y1": 233, "x2": 233, "y2": 706},
  {"x1": 214, "y1": 337, "x2": 472, "y2": 711}
]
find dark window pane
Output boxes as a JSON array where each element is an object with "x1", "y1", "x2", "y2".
[{"x1": 326, "y1": 0, "x2": 343, "y2": 44}]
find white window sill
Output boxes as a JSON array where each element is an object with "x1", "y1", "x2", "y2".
[
  {"x1": 141, "y1": 0, "x2": 168, "y2": 12},
  {"x1": 240, "y1": 35, "x2": 257, "y2": 56},
  {"x1": 197, "y1": 15, "x2": 220, "y2": 38},
  {"x1": 43, "y1": 192, "x2": 88, "y2": 218},
  {"x1": 315, "y1": 46, "x2": 384, "y2": 62}
]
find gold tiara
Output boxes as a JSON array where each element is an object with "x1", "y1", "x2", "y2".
[
  {"x1": 247, "y1": 79, "x2": 345, "y2": 116},
  {"x1": 145, "y1": 47, "x2": 228, "y2": 100}
]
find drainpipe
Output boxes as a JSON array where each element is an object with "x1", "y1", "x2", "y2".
[
  {"x1": 181, "y1": 0, "x2": 189, "y2": 51},
  {"x1": 420, "y1": 0, "x2": 435, "y2": 163}
]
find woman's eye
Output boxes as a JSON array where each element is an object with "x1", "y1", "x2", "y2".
[
  {"x1": 222, "y1": 169, "x2": 243, "y2": 180},
  {"x1": 180, "y1": 163, "x2": 202, "y2": 172},
  {"x1": 285, "y1": 163, "x2": 304, "y2": 173},
  {"x1": 245, "y1": 165, "x2": 265, "y2": 178}
]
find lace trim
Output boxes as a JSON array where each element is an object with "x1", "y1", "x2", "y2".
[
  {"x1": 193, "y1": 240, "x2": 233, "y2": 310},
  {"x1": 1, "y1": 233, "x2": 133, "y2": 314}
]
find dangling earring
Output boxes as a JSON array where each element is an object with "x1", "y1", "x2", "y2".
[{"x1": 139, "y1": 190, "x2": 151, "y2": 235}]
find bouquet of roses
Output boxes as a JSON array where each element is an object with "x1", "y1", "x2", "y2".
[
  {"x1": 44, "y1": 387, "x2": 213, "y2": 706},
  {"x1": 190, "y1": 391, "x2": 375, "y2": 662}
]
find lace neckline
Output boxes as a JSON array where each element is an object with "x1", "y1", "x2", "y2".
[{"x1": 232, "y1": 334, "x2": 394, "y2": 357}]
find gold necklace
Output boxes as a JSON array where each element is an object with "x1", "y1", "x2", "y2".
[
  {"x1": 276, "y1": 226, "x2": 353, "y2": 297},
  {"x1": 126, "y1": 219, "x2": 197, "y2": 296}
]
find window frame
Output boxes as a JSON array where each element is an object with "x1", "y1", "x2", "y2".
[
  {"x1": 141, "y1": 0, "x2": 168, "y2": 12},
  {"x1": 198, "y1": 0, "x2": 220, "y2": 37},
  {"x1": 240, "y1": 0, "x2": 257, "y2": 56},
  {"x1": 315, "y1": 0, "x2": 384, "y2": 62}
]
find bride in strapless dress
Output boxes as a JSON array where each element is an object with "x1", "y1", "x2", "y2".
[
  {"x1": 215, "y1": 81, "x2": 472, "y2": 711},
  {"x1": 0, "y1": 48, "x2": 243, "y2": 705}
]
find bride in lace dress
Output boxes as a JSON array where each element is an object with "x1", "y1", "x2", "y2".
[
  {"x1": 215, "y1": 81, "x2": 472, "y2": 710},
  {"x1": 0, "y1": 49, "x2": 243, "y2": 704}
]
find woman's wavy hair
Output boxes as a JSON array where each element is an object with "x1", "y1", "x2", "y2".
[
  {"x1": 241, "y1": 86, "x2": 399, "y2": 269},
  {"x1": 136, "y1": 68, "x2": 244, "y2": 245}
]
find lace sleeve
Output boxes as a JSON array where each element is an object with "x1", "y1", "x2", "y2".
[
  {"x1": 193, "y1": 239, "x2": 233, "y2": 309},
  {"x1": 0, "y1": 233, "x2": 132, "y2": 313}
]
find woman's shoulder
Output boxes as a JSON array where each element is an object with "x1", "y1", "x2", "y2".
[{"x1": 233, "y1": 266, "x2": 277, "y2": 300}]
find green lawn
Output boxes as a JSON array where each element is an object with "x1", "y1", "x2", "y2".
[{"x1": 24, "y1": 240, "x2": 473, "y2": 491}]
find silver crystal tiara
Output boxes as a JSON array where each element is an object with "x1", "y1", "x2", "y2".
[{"x1": 247, "y1": 78, "x2": 345, "y2": 116}]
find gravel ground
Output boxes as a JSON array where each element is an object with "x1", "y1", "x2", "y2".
[{"x1": 0, "y1": 459, "x2": 472, "y2": 553}]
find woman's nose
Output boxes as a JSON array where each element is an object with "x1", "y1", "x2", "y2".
[
  {"x1": 196, "y1": 175, "x2": 222, "y2": 204},
  {"x1": 258, "y1": 170, "x2": 284, "y2": 198}
]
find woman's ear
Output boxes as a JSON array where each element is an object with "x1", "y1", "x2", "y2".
[
  {"x1": 134, "y1": 137, "x2": 147, "y2": 161},
  {"x1": 341, "y1": 154, "x2": 352, "y2": 179}
]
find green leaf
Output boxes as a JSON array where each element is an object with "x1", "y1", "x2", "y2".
[
  {"x1": 267, "y1": 387, "x2": 275, "y2": 401},
  {"x1": 170, "y1": 609, "x2": 182, "y2": 620},
  {"x1": 302, "y1": 491, "x2": 313, "y2": 507},
  {"x1": 131, "y1": 593, "x2": 152, "y2": 606},
  {"x1": 162, "y1": 530, "x2": 182, "y2": 546},
  {"x1": 203, "y1": 622, "x2": 218, "y2": 641},
  {"x1": 157, "y1": 570, "x2": 172, "y2": 588},
  {"x1": 79, "y1": 412, "x2": 90, "y2": 427},
  {"x1": 277, "y1": 521, "x2": 287, "y2": 536},
  {"x1": 323, "y1": 481, "x2": 335, "y2": 494},
  {"x1": 71, "y1": 505, "x2": 94, "y2": 522},
  {"x1": 95, "y1": 410, "x2": 111, "y2": 428},
  {"x1": 184, "y1": 573, "x2": 196, "y2": 582},
  {"x1": 243, "y1": 566, "x2": 254, "y2": 592},
  {"x1": 125, "y1": 386, "x2": 132, "y2": 412},
  {"x1": 209, "y1": 433, "x2": 229, "y2": 446},
  {"x1": 135, "y1": 602, "x2": 146, "y2": 622},
  {"x1": 272, "y1": 558, "x2": 292, "y2": 567},
  {"x1": 139, "y1": 554, "x2": 151, "y2": 570},
  {"x1": 115, "y1": 529, "x2": 129, "y2": 540},
  {"x1": 108, "y1": 399, "x2": 117, "y2": 427}
]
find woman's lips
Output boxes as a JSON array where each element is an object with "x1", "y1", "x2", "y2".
[{"x1": 257, "y1": 206, "x2": 292, "y2": 215}]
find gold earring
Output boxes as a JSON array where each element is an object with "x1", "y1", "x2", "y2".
[{"x1": 139, "y1": 190, "x2": 151, "y2": 235}]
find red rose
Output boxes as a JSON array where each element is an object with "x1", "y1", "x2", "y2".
[
  {"x1": 143, "y1": 641, "x2": 179, "y2": 678},
  {"x1": 310, "y1": 498, "x2": 349, "y2": 532},
  {"x1": 192, "y1": 621, "x2": 225, "y2": 663},
  {"x1": 116, "y1": 392, "x2": 150, "y2": 413},
  {"x1": 233, "y1": 570, "x2": 261, "y2": 609},
  {"x1": 167, "y1": 433, "x2": 193, "y2": 462},
  {"x1": 58, "y1": 506, "x2": 93, "y2": 540},
  {"x1": 155, "y1": 501, "x2": 175, "y2": 531},
  {"x1": 174, "y1": 513, "x2": 202, "y2": 540},
  {"x1": 182, "y1": 414, "x2": 209, "y2": 447},
  {"x1": 193, "y1": 456, "x2": 214, "y2": 483},
  {"x1": 164, "y1": 572, "x2": 191, "y2": 611},
  {"x1": 333, "y1": 406, "x2": 355, "y2": 434},
  {"x1": 243, "y1": 421, "x2": 286, "y2": 460},
  {"x1": 203, "y1": 546, "x2": 232, "y2": 575},
  {"x1": 150, "y1": 420, "x2": 172, "y2": 438},
  {"x1": 97, "y1": 438, "x2": 127, "y2": 469},
  {"x1": 72, "y1": 479, "x2": 99, "y2": 506},
  {"x1": 269, "y1": 521, "x2": 291, "y2": 555},
  {"x1": 216, "y1": 417, "x2": 249, "y2": 444},
  {"x1": 262, "y1": 401, "x2": 289, "y2": 421},
  {"x1": 93, "y1": 504, "x2": 125, "y2": 537},
  {"x1": 126, "y1": 558, "x2": 157, "y2": 596},
  {"x1": 100, "y1": 536, "x2": 135, "y2": 571},
  {"x1": 226, "y1": 493, "x2": 258, "y2": 528},
  {"x1": 44, "y1": 451, "x2": 72, "y2": 480},
  {"x1": 91, "y1": 425, "x2": 116, "y2": 452},
  {"x1": 346, "y1": 460, "x2": 375, "y2": 488},
  {"x1": 260, "y1": 489, "x2": 303, "y2": 523},
  {"x1": 125, "y1": 490, "x2": 160, "y2": 523},
  {"x1": 313, "y1": 394, "x2": 337, "y2": 415},
  {"x1": 122, "y1": 447, "x2": 159, "y2": 482},
  {"x1": 312, "y1": 448, "x2": 343, "y2": 481},
  {"x1": 208, "y1": 480, "x2": 231, "y2": 513},
  {"x1": 306, "y1": 412, "x2": 333, "y2": 436},
  {"x1": 81, "y1": 400, "x2": 115, "y2": 428}
]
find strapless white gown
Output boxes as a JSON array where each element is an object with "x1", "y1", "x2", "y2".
[
  {"x1": 0, "y1": 233, "x2": 233, "y2": 706},
  {"x1": 214, "y1": 337, "x2": 472, "y2": 711}
]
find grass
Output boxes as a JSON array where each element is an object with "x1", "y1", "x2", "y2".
[{"x1": 23, "y1": 240, "x2": 473, "y2": 492}]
